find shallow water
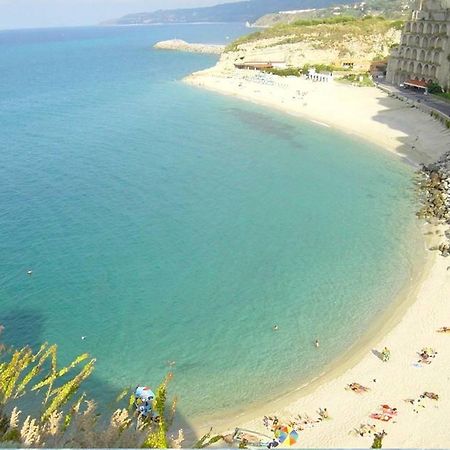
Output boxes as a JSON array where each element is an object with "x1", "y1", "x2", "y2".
[{"x1": 0, "y1": 24, "x2": 422, "y2": 424}]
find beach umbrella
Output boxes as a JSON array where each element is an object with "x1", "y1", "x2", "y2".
[
  {"x1": 275, "y1": 426, "x2": 299, "y2": 448},
  {"x1": 135, "y1": 386, "x2": 155, "y2": 402}
]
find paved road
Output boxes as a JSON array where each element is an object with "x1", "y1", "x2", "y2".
[{"x1": 378, "y1": 82, "x2": 450, "y2": 118}]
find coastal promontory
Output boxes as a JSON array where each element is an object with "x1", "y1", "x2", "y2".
[{"x1": 153, "y1": 39, "x2": 224, "y2": 54}]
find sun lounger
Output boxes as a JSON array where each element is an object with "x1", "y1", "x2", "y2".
[{"x1": 347, "y1": 383, "x2": 369, "y2": 393}]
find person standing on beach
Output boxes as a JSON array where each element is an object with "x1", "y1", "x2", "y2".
[{"x1": 381, "y1": 347, "x2": 390, "y2": 362}]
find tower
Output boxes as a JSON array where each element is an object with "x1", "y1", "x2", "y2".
[{"x1": 386, "y1": 0, "x2": 450, "y2": 90}]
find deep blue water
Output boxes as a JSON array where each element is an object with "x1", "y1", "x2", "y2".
[{"x1": 0, "y1": 25, "x2": 422, "y2": 426}]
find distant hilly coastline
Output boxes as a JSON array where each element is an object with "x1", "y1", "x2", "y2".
[
  {"x1": 253, "y1": 0, "x2": 415, "y2": 26},
  {"x1": 103, "y1": 0, "x2": 358, "y2": 25}
]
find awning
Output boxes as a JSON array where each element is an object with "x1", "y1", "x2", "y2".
[{"x1": 404, "y1": 79, "x2": 428, "y2": 90}]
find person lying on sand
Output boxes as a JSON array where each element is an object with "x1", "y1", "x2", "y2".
[
  {"x1": 381, "y1": 405, "x2": 398, "y2": 416},
  {"x1": 353, "y1": 423, "x2": 376, "y2": 437},
  {"x1": 346, "y1": 382, "x2": 370, "y2": 393},
  {"x1": 292, "y1": 413, "x2": 321, "y2": 429},
  {"x1": 370, "y1": 405, "x2": 398, "y2": 422},
  {"x1": 436, "y1": 326, "x2": 450, "y2": 334},
  {"x1": 417, "y1": 347, "x2": 437, "y2": 364},
  {"x1": 318, "y1": 407, "x2": 329, "y2": 420},
  {"x1": 370, "y1": 413, "x2": 394, "y2": 422},
  {"x1": 262, "y1": 416, "x2": 279, "y2": 431},
  {"x1": 422, "y1": 391, "x2": 439, "y2": 401}
]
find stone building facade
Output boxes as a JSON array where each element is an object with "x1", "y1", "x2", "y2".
[{"x1": 386, "y1": 0, "x2": 450, "y2": 91}]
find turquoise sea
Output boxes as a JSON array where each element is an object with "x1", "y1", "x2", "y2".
[{"x1": 0, "y1": 25, "x2": 422, "y2": 429}]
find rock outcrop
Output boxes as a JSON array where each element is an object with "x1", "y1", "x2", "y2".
[
  {"x1": 417, "y1": 151, "x2": 450, "y2": 255},
  {"x1": 153, "y1": 40, "x2": 224, "y2": 55}
]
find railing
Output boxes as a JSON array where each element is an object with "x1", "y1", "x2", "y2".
[{"x1": 377, "y1": 84, "x2": 450, "y2": 129}]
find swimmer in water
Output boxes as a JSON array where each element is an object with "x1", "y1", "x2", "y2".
[
  {"x1": 27, "y1": 270, "x2": 33, "y2": 276},
  {"x1": 272, "y1": 325, "x2": 279, "y2": 331},
  {"x1": 315, "y1": 339, "x2": 320, "y2": 348}
]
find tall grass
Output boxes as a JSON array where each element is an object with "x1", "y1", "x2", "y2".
[{"x1": 0, "y1": 326, "x2": 181, "y2": 448}]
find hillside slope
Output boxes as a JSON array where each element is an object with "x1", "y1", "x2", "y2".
[
  {"x1": 220, "y1": 17, "x2": 402, "y2": 72},
  {"x1": 105, "y1": 0, "x2": 358, "y2": 25},
  {"x1": 252, "y1": 0, "x2": 414, "y2": 27}
]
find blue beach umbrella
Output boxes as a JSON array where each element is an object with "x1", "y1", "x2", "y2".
[
  {"x1": 134, "y1": 386, "x2": 155, "y2": 417},
  {"x1": 135, "y1": 386, "x2": 155, "y2": 402}
]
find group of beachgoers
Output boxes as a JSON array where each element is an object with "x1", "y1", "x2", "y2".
[
  {"x1": 406, "y1": 391, "x2": 440, "y2": 414},
  {"x1": 253, "y1": 329, "x2": 448, "y2": 447},
  {"x1": 233, "y1": 70, "x2": 312, "y2": 106},
  {"x1": 348, "y1": 339, "x2": 444, "y2": 440},
  {"x1": 370, "y1": 404, "x2": 398, "y2": 422},
  {"x1": 417, "y1": 347, "x2": 438, "y2": 365},
  {"x1": 262, "y1": 407, "x2": 330, "y2": 435},
  {"x1": 236, "y1": 71, "x2": 288, "y2": 90}
]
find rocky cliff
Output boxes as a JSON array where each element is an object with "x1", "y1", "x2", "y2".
[{"x1": 219, "y1": 17, "x2": 402, "y2": 73}]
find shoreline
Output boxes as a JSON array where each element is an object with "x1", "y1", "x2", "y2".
[
  {"x1": 189, "y1": 228, "x2": 430, "y2": 434},
  {"x1": 184, "y1": 68, "x2": 450, "y2": 166},
  {"x1": 183, "y1": 68, "x2": 450, "y2": 447}
]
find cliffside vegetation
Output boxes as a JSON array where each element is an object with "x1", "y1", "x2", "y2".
[
  {"x1": 252, "y1": 0, "x2": 415, "y2": 27},
  {"x1": 226, "y1": 16, "x2": 403, "y2": 53},
  {"x1": 0, "y1": 327, "x2": 180, "y2": 448}
]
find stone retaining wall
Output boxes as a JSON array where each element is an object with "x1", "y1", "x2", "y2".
[{"x1": 377, "y1": 84, "x2": 450, "y2": 129}]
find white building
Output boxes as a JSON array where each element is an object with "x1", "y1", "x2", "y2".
[{"x1": 386, "y1": 0, "x2": 450, "y2": 90}]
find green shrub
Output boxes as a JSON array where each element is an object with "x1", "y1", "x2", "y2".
[
  {"x1": 0, "y1": 328, "x2": 177, "y2": 448},
  {"x1": 391, "y1": 20, "x2": 405, "y2": 30},
  {"x1": 427, "y1": 82, "x2": 443, "y2": 94},
  {"x1": 339, "y1": 73, "x2": 374, "y2": 87},
  {"x1": 292, "y1": 16, "x2": 356, "y2": 27},
  {"x1": 263, "y1": 67, "x2": 302, "y2": 77},
  {"x1": 371, "y1": 431, "x2": 387, "y2": 448},
  {"x1": 435, "y1": 91, "x2": 450, "y2": 101},
  {"x1": 300, "y1": 63, "x2": 344, "y2": 74},
  {"x1": 224, "y1": 16, "x2": 400, "y2": 52}
]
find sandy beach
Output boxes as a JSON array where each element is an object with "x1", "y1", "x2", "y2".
[
  {"x1": 184, "y1": 66, "x2": 450, "y2": 447},
  {"x1": 185, "y1": 67, "x2": 450, "y2": 165}
]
